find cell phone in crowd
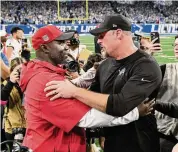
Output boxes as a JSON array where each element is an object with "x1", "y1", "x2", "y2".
[
  {"x1": 150, "y1": 32, "x2": 162, "y2": 52},
  {"x1": 150, "y1": 32, "x2": 160, "y2": 44}
]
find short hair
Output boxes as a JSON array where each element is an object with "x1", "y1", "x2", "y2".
[
  {"x1": 175, "y1": 35, "x2": 178, "y2": 40},
  {"x1": 11, "y1": 27, "x2": 23, "y2": 35}
]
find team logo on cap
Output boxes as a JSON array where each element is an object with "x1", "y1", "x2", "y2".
[
  {"x1": 113, "y1": 24, "x2": 117, "y2": 27},
  {"x1": 42, "y1": 35, "x2": 49, "y2": 41}
]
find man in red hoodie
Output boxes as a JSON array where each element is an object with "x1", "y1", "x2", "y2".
[
  {"x1": 19, "y1": 25, "x2": 91, "y2": 152},
  {"x1": 19, "y1": 25, "x2": 154, "y2": 152}
]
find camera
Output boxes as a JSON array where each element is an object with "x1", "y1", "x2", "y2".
[
  {"x1": 12, "y1": 128, "x2": 26, "y2": 143},
  {"x1": 12, "y1": 128, "x2": 25, "y2": 135},
  {"x1": 63, "y1": 53, "x2": 80, "y2": 73},
  {"x1": 69, "y1": 37, "x2": 80, "y2": 46},
  {"x1": 66, "y1": 30, "x2": 80, "y2": 46},
  {"x1": 64, "y1": 60, "x2": 80, "y2": 73}
]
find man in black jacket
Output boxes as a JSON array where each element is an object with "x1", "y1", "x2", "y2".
[{"x1": 44, "y1": 15, "x2": 162, "y2": 152}]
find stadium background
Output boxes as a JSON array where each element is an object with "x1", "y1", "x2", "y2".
[
  {"x1": 1, "y1": 0, "x2": 178, "y2": 65},
  {"x1": 29, "y1": 35, "x2": 177, "y2": 64}
]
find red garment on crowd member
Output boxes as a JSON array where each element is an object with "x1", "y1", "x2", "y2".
[{"x1": 20, "y1": 60, "x2": 91, "y2": 152}]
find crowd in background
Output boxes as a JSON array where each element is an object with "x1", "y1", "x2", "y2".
[{"x1": 1, "y1": 1, "x2": 178, "y2": 25}]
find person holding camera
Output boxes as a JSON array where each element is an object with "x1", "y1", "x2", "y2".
[
  {"x1": 1, "y1": 57, "x2": 26, "y2": 151},
  {"x1": 66, "y1": 30, "x2": 91, "y2": 63},
  {"x1": 65, "y1": 30, "x2": 82, "y2": 60}
]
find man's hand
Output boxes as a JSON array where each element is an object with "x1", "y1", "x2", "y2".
[
  {"x1": 137, "y1": 98, "x2": 155, "y2": 116},
  {"x1": 44, "y1": 79, "x2": 79, "y2": 100}
]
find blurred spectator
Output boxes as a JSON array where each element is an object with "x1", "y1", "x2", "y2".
[
  {"x1": 0, "y1": 30, "x2": 10, "y2": 80},
  {"x1": 174, "y1": 35, "x2": 178, "y2": 59},
  {"x1": 1, "y1": 57, "x2": 26, "y2": 151},
  {"x1": 1, "y1": 1, "x2": 178, "y2": 24},
  {"x1": 65, "y1": 30, "x2": 91, "y2": 63},
  {"x1": 6, "y1": 27, "x2": 24, "y2": 62},
  {"x1": 0, "y1": 30, "x2": 10, "y2": 147},
  {"x1": 154, "y1": 35, "x2": 178, "y2": 152}
]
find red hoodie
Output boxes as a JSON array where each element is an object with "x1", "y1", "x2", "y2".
[{"x1": 20, "y1": 60, "x2": 91, "y2": 152}]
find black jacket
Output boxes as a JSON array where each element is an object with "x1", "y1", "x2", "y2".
[
  {"x1": 1, "y1": 78, "x2": 23, "y2": 102},
  {"x1": 90, "y1": 50, "x2": 162, "y2": 152}
]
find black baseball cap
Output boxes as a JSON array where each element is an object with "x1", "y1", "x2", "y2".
[{"x1": 90, "y1": 15, "x2": 131, "y2": 36}]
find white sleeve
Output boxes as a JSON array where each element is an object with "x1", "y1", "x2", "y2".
[
  {"x1": 77, "y1": 108, "x2": 139, "y2": 128},
  {"x1": 72, "y1": 67, "x2": 96, "y2": 88}
]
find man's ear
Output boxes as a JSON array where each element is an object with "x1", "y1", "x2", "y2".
[
  {"x1": 40, "y1": 44, "x2": 49, "y2": 54},
  {"x1": 116, "y1": 29, "x2": 123, "y2": 40}
]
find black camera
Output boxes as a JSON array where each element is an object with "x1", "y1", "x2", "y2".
[
  {"x1": 63, "y1": 53, "x2": 80, "y2": 73},
  {"x1": 70, "y1": 37, "x2": 80, "y2": 46},
  {"x1": 64, "y1": 61, "x2": 80, "y2": 73},
  {"x1": 12, "y1": 128, "x2": 25, "y2": 135}
]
